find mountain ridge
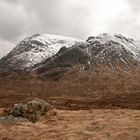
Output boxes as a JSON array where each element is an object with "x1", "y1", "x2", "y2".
[
  {"x1": 0, "y1": 34, "x2": 83, "y2": 70},
  {"x1": 0, "y1": 33, "x2": 140, "y2": 77}
]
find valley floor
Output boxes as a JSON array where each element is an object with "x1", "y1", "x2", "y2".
[{"x1": 0, "y1": 109, "x2": 140, "y2": 140}]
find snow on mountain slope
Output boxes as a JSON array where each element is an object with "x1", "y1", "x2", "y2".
[
  {"x1": 33, "y1": 34, "x2": 140, "y2": 78},
  {"x1": 0, "y1": 33, "x2": 140, "y2": 73},
  {"x1": 0, "y1": 34, "x2": 83, "y2": 69},
  {"x1": 87, "y1": 33, "x2": 140, "y2": 64}
]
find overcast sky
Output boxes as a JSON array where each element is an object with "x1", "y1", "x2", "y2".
[{"x1": 0, "y1": 0, "x2": 140, "y2": 58}]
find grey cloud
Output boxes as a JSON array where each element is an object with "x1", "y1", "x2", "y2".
[
  {"x1": 19, "y1": 0, "x2": 89, "y2": 39},
  {"x1": 0, "y1": 0, "x2": 140, "y2": 58},
  {"x1": 0, "y1": 39, "x2": 15, "y2": 58},
  {"x1": 107, "y1": 0, "x2": 140, "y2": 39},
  {"x1": 1, "y1": 0, "x2": 140, "y2": 41},
  {"x1": 0, "y1": 1, "x2": 27, "y2": 41},
  {"x1": 127, "y1": 0, "x2": 140, "y2": 13},
  {"x1": 2, "y1": 0, "x2": 89, "y2": 39},
  {"x1": 0, "y1": 0, "x2": 90, "y2": 57}
]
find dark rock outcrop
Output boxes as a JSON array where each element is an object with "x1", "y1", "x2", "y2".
[
  {"x1": 34, "y1": 46, "x2": 91, "y2": 79},
  {"x1": 10, "y1": 98, "x2": 54, "y2": 123}
]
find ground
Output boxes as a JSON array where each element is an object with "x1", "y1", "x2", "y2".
[
  {"x1": 0, "y1": 67, "x2": 140, "y2": 140},
  {"x1": 0, "y1": 109, "x2": 140, "y2": 140}
]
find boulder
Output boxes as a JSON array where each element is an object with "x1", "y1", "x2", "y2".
[{"x1": 10, "y1": 98, "x2": 54, "y2": 123}]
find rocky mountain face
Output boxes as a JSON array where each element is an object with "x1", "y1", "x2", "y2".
[
  {"x1": 87, "y1": 33, "x2": 140, "y2": 62},
  {"x1": 0, "y1": 33, "x2": 140, "y2": 76},
  {"x1": 0, "y1": 34, "x2": 82, "y2": 70},
  {"x1": 33, "y1": 33, "x2": 140, "y2": 77}
]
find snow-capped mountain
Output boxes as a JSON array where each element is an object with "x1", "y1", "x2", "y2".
[
  {"x1": 32, "y1": 33, "x2": 140, "y2": 78},
  {"x1": 0, "y1": 34, "x2": 83, "y2": 70},
  {"x1": 86, "y1": 33, "x2": 140, "y2": 63},
  {"x1": 0, "y1": 33, "x2": 140, "y2": 73}
]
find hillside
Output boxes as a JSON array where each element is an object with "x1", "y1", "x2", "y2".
[
  {"x1": 0, "y1": 33, "x2": 140, "y2": 140},
  {"x1": 0, "y1": 34, "x2": 82, "y2": 70},
  {"x1": 0, "y1": 33, "x2": 140, "y2": 110}
]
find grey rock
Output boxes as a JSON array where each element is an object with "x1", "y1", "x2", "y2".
[{"x1": 10, "y1": 98, "x2": 54, "y2": 123}]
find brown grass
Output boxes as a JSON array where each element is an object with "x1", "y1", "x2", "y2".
[
  {"x1": 0, "y1": 109, "x2": 140, "y2": 140},
  {"x1": 0, "y1": 66, "x2": 140, "y2": 109},
  {"x1": 0, "y1": 64, "x2": 139, "y2": 139}
]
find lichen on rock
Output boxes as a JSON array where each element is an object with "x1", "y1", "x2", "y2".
[{"x1": 10, "y1": 98, "x2": 54, "y2": 123}]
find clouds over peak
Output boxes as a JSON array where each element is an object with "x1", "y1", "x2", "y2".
[
  {"x1": 0, "y1": 1, "x2": 26, "y2": 41},
  {"x1": 0, "y1": 0, "x2": 140, "y2": 57}
]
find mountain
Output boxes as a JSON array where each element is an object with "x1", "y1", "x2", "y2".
[
  {"x1": 0, "y1": 33, "x2": 140, "y2": 110},
  {"x1": 87, "y1": 33, "x2": 140, "y2": 62},
  {"x1": 0, "y1": 33, "x2": 140, "y2": 75},
  {"x1": 32, "y1": 33, "x2": 140, "y2": 77},
  {"x1": 84, "y1": 33, "x2": 140, "y2": 72},
  {"x1": 0, "y1": 34, "x2": 83, "y2": 70}
]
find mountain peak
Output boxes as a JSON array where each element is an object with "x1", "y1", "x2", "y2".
[
  {"x1": 0, "y1": 34, "x2": 83, "y2": 70},
  {"x1": 87, "y1": 33, "x2": 140, "y2": 62},
  {"x1": 0, "y1": 33, "x2": 140, "y2": 73}
]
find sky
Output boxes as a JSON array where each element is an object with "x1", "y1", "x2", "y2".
[{"x1": 0, "y1": 0, "x2": 140, "y2": 58}]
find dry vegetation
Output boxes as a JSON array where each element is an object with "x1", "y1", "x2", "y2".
[
  {"x1": 0, "y1": 65, "x2": 140, "y2": 139},
  {"x1": 0, "y1": 109, "x2": 140, "y2": 140},
  {"x1": 0, "y1": 65, "x2": 140, "y2": 110}
]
